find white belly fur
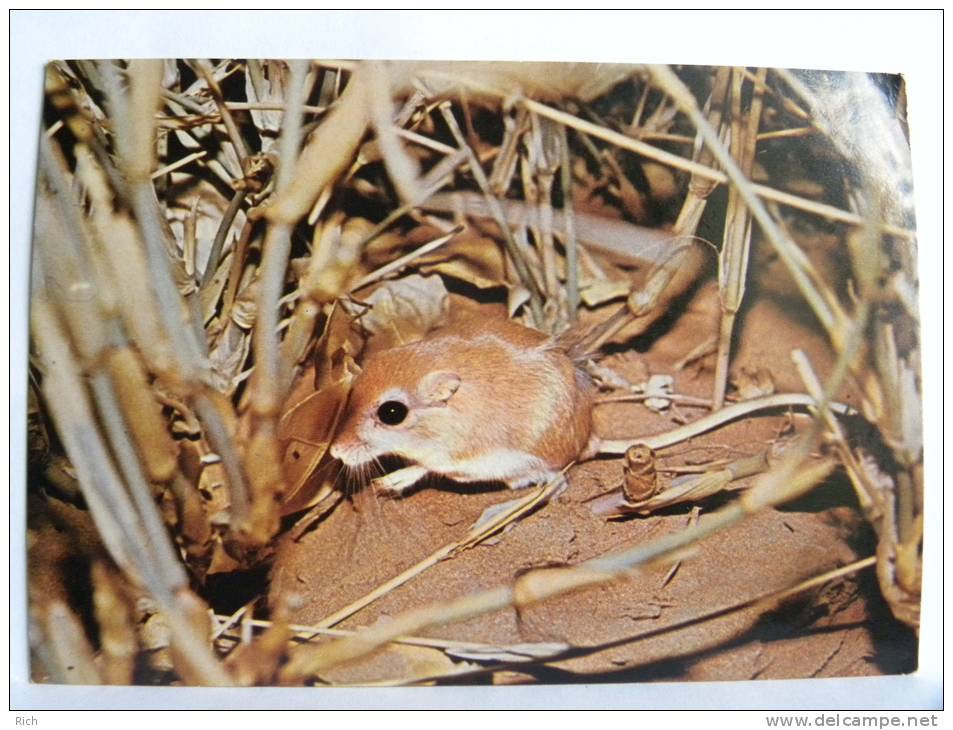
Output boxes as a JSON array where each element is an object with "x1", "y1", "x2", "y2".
[{"x1": 435, "y1": 448, "x2": 557, "y2": 488}]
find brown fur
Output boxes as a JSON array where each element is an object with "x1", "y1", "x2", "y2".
[{"x1": 332, "y1": 315, "x2": 594, "y2": 486}]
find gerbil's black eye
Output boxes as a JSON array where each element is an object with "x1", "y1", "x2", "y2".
[{"x1": 377, "y1": 400, "x2": 408, "y2": 426}]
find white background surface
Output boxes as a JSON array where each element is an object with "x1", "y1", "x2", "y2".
[{"x1": 5, "y1": 9, "x2": 944, "y2": 715}]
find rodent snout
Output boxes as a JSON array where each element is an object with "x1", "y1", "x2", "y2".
[{"x1": 329, "y1": 439, "x2": 368, "y2": 467}]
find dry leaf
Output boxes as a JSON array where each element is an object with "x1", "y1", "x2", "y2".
[
  {"x1": 349, "y1": 273, "x2": 449, "y2": 348},
  {"x1": 245, "y1": 60, "x2": 290, "y2": 153},
  {"x1": 207, "y1": 321, "x2": 253, "y2": 395},
  {"x1": 312, "y1": 301, "x2": 365, "y2": 391},
  {"x1": 178, "y1": 439, "x2": 231, "y2": 523},
  {"x1": 277, "y1": 302, "x2": 364, "y2": 513},
  {"x1": 415, "y1": 230, "x2": 509, "y2": 290},
  {"x1": 277, "y1": 376, "x2": 352, "y2": 515},
  {"x1": 579, "y1": 279, "x2": 630, "y2": 307}
]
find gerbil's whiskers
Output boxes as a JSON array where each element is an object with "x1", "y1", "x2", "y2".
[
  {"x1": 333, "y1": 453, "x2": 414, "y2": 547},
  {"x1": 365, "y1": 455, "x2": 399, "y2": 541},
  {"x1": 329, "y1": 461, "x2": 350, "y2": 498}
]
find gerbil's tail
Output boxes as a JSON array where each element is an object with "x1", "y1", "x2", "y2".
[{"x1": 555, "y1": 308, "x2": 631, "y2": 364}]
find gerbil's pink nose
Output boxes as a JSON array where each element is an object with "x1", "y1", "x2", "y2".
[{"x1": 329, "y1": 437, "x2": 367, "y2": 466}]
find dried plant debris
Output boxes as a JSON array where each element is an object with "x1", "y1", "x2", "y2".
[{"x1": 28, "y1": 59, "x2": 920, "y2": 687}]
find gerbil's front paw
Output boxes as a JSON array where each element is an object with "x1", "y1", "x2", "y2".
[{"x1": 371, "y1": 466, "x2": 428, "y2": 498}]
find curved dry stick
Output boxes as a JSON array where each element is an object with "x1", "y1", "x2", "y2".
[{"x1": 598, "y1": 392, "x2": 851, "y2": 456}]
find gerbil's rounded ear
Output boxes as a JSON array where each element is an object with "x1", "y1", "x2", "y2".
[{"x1": 418, "y1": 371, "x2": 461, "y2": 405}]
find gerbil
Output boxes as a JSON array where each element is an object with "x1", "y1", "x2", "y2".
[{"x1": 329, "y1": 316, "x2": 597, "y2": 496}]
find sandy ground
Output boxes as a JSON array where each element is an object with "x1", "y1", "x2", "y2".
[{"x1": 269, "y1": 283, "x2": 917, "y2": 685}]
